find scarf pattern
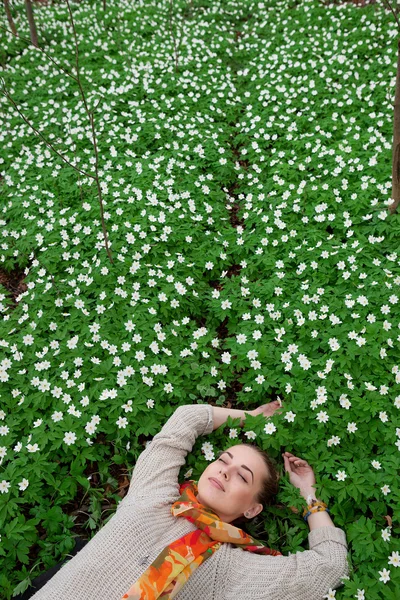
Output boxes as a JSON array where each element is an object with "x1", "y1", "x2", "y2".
[{"x1": 121, "y1": 479, "x2": 282, "y2": 600}]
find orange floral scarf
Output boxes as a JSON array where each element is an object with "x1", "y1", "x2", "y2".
[{"x1": 121, "y1": 479, "x2": 282, "y2": 600}]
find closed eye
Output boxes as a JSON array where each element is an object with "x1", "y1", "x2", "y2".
[{"x1": 218, "y1": 458, "x2": 247, "y2": 483}]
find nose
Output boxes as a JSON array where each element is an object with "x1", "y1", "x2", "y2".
[{"x1": 219, "y1": 466, "x2": 229, "y2": 480}]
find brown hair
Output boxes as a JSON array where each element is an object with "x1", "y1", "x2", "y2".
[{"x1": 228, "y1": 444, "x2": 281, "y2": 529}]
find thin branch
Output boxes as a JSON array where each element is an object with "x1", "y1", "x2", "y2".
[
  {"x1": 382, "y1": 0, "x2": 400, "y2": 29},
  {"x1": 168, "y1": 0, "x2": 179, "y2": 72},
  {"x1": 1, "y1": 79, "x2": 94, "y2": 180},
  {"x1": 64, "y1": 0, "x2": 89, "y2": 112},
  {"x1": 0, "y1": 23, "x2": 78, "y2": 82},
  {"x1": 64, "y1": 0, "x2": 113, "y2": 263},
  {"x1": 24, "y1": 0, "x2": 38, "y2": 47},
  {"x1": 2, "y1": 1, "x2": 113, "y2": 263},
  {"x1": 3, "y1": 0, "x2": 17, "y2": 36}
]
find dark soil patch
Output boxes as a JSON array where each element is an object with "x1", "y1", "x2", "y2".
[{"x1": 0, "y1": 266, "x2": 28, "y2": 306}]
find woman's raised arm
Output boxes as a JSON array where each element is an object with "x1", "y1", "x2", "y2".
[
  {"x1": 122, "y1": 404, "x2": 214, "y2": 507},
  {"x1": 211, "y1": 400, "x2": 282, "y2": 430},
  {"x1": 282, "y1": 451, "x2": 336, "y2": 531}
]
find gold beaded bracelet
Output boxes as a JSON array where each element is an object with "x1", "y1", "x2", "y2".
[{"x1": 302, "y1": 499, "x2": 330, "y2": 522}]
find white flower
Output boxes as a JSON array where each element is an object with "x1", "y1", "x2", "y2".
[
  {"x1": 323, "y1": 589, "x2": 336, "y2": 599},
  {"x1": 381, "y1": 528, "x2": 391, "y2": 542},
  {"x1": 340, "y1": 396, "x2": 351, "y2": 409},
  {"x1": 316, "y1": 411, "x2": 329, "y2": 423},
  {"x1": 204, "y1": 450, "x2": 215, "y2": 461},
  {"x1": 23, "y1": 334, "x2": 34, "y2": 345},
  {"x1": 264, "y1": 423, "x2": 277, "y2": 435},
  {"x1": 336, "y1": 470, "x2": 347, "y2": 481},
  {"x1": 221, "y1": 352, "x2": 231, "y2": 364},
  {"x1": 146, "y1": 399, "x2": 155, "y2": 409},
  {"x1": 52, "y1": 411, "x2": 63, "y2": 422},
  {"x1": 256, "y1": 374, "x2": 265, "y2": 384},
  {"x1": 381, "y1": 485, "x2": 391, "y2": 496},
  {"x1": 85, "y1": 422, "x2": 97, "y2": 435},
  {"x1": 236, "y1": 334, "x2": 247, "y2": 344},
  {"x1": 355, "y1": 590, "x2": 365, "y2": 600},
  {"x1": 26, "y1": 443, "x2": 40, "y2": 453},
  {"x1": 347, "y1": 422, "x2": 357, "y2": 433},
  {"x1": 297, "y1": 354, "x2": 311, "y2": 370},
  {"x1": 116, "y1": 417, "x2": 128, "y2": 429},
  {"x1": 63, "y1": 431, "x2": 77, "y2": 446},
  {"x1": 328, "y1": 338, "x2": 340, "y2": 351},
  {"x1": 18, "y1": 478, "x2": 29, "y2": 491},
  {"x1": 285, "y1": 383, "x2": 292, "y2": 393},
  {"x1": 379, "y1": 411, "x2": 388, "y2": 423},
  {"x1": 229, "y1": 428, "x2": 238, "y2": 439},
  {"x1": 244, "y1": 430, "x2": 257, "y2": 440},
  {"x1": 388, "y1": 550, "x2": 400, "y2": 567},
  {"x1": 0, "y1": 480, "x2": 11, "y2": 494},
  {"x1": 67, "y1": 336, "x2": 79, "y2": 350},
  {"x1": 378, "y1": 568, "x2": 391, "y2": 583},
  {"x1": 284, "y1": 411, "x2": 296, "y2": 423},
  {"x1": 364, "y1": 382, "x2": 377, "y2": 391},
  {"x1": 327, "y1": 436, "x2": 340, "y2": 447},
  {"x1": 202, "y1": 441, "x2": 213, "y2": 453},
  {"x1": 371, "y1": 460, "x2": 381, "y2": 469}
]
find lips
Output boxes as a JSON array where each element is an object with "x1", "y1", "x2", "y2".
[{"x1": 209, "y1": 477, "x2": 225, "y2": 491}]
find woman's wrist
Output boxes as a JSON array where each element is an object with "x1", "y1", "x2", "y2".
[
  {"x1": 299, "y1": 487, "x2": 319, "y2": 503},
  {"x1": 306, "y1": 508, "x2": 335, "y2": 530},
  {"x1": 299, "y1": 487, "x2": 335, "y2": 530}
]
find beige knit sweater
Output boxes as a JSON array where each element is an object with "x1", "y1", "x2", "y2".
[{"x1": 30, "y1": 403, "x2": 350, "y2": 600}]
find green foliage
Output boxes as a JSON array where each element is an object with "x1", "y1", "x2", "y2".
[{"x1": 0, "y1": 0, "x2": 400, "y2": 598}]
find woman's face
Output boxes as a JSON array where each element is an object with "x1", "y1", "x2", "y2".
[{"x1": 195, "y1": 445, "x2": 267, "y2": 524}]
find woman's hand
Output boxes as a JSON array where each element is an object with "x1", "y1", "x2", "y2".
[
  {"x1": 250, "y1": 399, "x2": 283, "y2": 419},
  {"x1": 282, "y1": 451, "x2": 316, "y2": 493}
]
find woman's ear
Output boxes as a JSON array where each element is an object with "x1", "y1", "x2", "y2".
[{"x1": 248, "y1": 503, "x2": 263, "y2": 519}]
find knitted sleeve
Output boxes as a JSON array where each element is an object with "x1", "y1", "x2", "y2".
[
  {"x1": 123, "y1": 403, "x2": 214, "y2": 505},
  {"x1": 225, "y1": 526, "x2": 350, "y2": 600}
]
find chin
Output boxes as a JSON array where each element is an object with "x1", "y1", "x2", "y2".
[{"x1": 196, "y1": 480, "x2": 213, "y2": 506}]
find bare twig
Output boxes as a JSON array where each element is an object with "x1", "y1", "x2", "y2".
[
  {"x1": 0, "y1": 23, "x2": 78, "y2": 82},
  {"x1": 382, "y1": 0, "x2": 400, "y2": 29},
  {"x1": 388, "y1": 39, "x2": 400, "y2": 213},
  {"x1": 168, "y1": 0, "x2": 182, "y2": 73},
  {"x1": 0, "y1": 80, "x2": 94, "y2": 179},
  {"x1": 383, "y1": 1, "x2": 400, "y2": 213},
  {"x1": 2, "y1": 1, "x2": 112, "y2": 261},
  {"x1": 64, "y1": 0, "x2": 113, "y2": 263},
  {"x1": 24, "y1": 0, "x2": 38, "y2": 47},
  {"x1": 3, "y1": 0, "x2": 17, "y2": 36}
]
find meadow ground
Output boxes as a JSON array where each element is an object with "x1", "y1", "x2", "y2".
[{"x1": 0, "y1": 0, "x2": 400, "y2": 598}]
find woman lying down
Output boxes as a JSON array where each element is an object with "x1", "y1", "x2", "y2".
[{"x1": 30, "y1": 401, "x2": 349, "y2": 600}]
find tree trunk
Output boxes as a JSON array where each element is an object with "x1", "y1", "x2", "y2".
[
  {"x1": 4, "y1": 0, "x2": 17, "y2": 36},
  {"x1": 389, "y1": 38, "x2": 400, "y2": 214},
  {"x1": 24, "y1": 0, "x2": 38, "y2": 48}
]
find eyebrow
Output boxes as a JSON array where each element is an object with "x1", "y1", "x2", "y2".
[{"x1": 218, "y1": 450, "x2": 254, "y2": 484}]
